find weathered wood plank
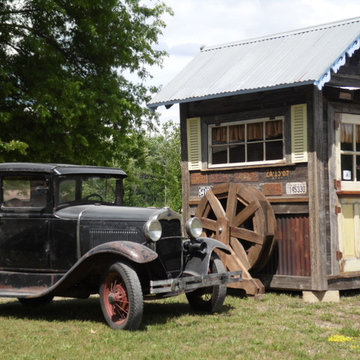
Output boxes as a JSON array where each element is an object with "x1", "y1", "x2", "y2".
[
  {"x1": 205, "y1": 189, "x2": 226, "y2": 219},
  {"x1": 230, "y1": 237, "x2": 251, "y2": 270},
  {"x1": 308, "y1": 87, "x2": 328, "y2": 291},
  {"x1": 225, "y1": 182, "x2": 238, "y2": 220},
  {"x1": 231, "y1": 200, "x2": 260, "y2": 227},
  {"x1": 201, "y1": 217, "x2": 217, "y2": 232},
  {"x1": 230, "y1": 226, "x2": 264, "y2": 245}
]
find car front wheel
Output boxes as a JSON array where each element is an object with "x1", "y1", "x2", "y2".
[
  {"x1": 99, "y1": 262, "x2": 143, "y2": 330},
  {"x1": 186, "y1": 254, "x2": 227, "y2": 313}
]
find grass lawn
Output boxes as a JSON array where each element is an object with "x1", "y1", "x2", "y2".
[{"x1": 0, "y1": 290, "x2": 360, "y2": 360}]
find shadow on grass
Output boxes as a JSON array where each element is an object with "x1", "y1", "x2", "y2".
[
  {"x1": 142, "y1": 300, "x2": 235, "y2": 328},
  {"x1": 0, "y1": 295, "x2": 235, "y2": 329},
  {"x1": 0, "y1": 297, "x2": 104, "y2": 324}
]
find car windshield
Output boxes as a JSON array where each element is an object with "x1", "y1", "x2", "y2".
[{"x1": 57, "y1": 175, "x2": 123, "y2": 207}]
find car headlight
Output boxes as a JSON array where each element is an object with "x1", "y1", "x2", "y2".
[
  {"x1": 185, "y1": 217, "x2": 203, "y2": 239},
  {"x1": 144, "y1": 219, "x2": 162, "y2": 242}
]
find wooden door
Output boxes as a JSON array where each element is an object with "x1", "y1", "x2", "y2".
[
  {"x1": 338, "y1": 197, "x2": 360, "y2": 272},
  {"x1": 336, "y1": 113, "x2": 360, "y2": 272}
]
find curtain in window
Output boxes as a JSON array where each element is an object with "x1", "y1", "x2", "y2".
[
  {"x1": 248, "y1": 123, "x2": 263, "y2": 141},
  {"x1": 266, "y1": 120, "x2": 283, "y2": 139},
  {"x1": 341, "y1": 124, "x2": 353, "y2": 143},
  {"x1": 212, "y1": 127, "x2": 227, "y2": 143},
  {"x1": 229, "y1": 125, "x2": 244, "y2": 142},
  {"x1": 356, "y1": 125, "x2": 360, "y2": 145}
]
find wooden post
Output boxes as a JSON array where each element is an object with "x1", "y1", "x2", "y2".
[
  {"x1": 308, "y1": 87, "x2": 328, "y2": 291},
  {"x1": 180, "y1": 103, "x2": 191, "y2": 222}
]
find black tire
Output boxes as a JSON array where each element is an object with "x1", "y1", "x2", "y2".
[
  {"x1": 18, "y1": 294, "x2": 54, "y2": 307},
  {"x1": 186, "y1": 254, "x2": 227, "y2": 313},
  {"x1": 99, "y1": 262, "x2": 143, "y2": 330}
]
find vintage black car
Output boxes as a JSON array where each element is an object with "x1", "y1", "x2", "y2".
[{"x1": 0, "y1": 163, "x2": 241, "y2": 330}]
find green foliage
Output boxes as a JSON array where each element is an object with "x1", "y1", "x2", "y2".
[
  {"x1": 0, "y1": 0, "x2": 171, "y2": 164},
  {"x1": 123, "y1": 120, "x2": 182, "y2": 212}
]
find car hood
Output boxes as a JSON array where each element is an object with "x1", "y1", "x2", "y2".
[{"x1": 55, "y1": 204, "x2": 181, "y2": 223}]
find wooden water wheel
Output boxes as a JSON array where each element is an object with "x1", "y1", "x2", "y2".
[{"x1": 195, "y1": 182, "x2": 276, "y2": 295}]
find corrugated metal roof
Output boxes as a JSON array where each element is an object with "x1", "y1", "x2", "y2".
[{"x1": 148, "y1": 17, "x2": 360, "y2": 109}]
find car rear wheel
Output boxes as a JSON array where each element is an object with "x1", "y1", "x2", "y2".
[
  {"x1": 186, "y1": 254, "x2": 227, "y2": 313},
  {"x1": 99, "y1": 262, "x2": 143, "y2": 330}
]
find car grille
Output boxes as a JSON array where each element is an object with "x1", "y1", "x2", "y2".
[
  {"x1": 89, "y1": 228, "x2": 140, "y2": 247},
  {"x1": 156, "y1": 219, "x2": 183, "y2": 277}
]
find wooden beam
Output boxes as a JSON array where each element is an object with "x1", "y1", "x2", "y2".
[
  {"x1": 308, "y1": 87, "x2": 328, "y2": 291},
  {"x1": 267, "y1": 196, "x2": 309, "y2": 203},
  {"x1": 230, "y1": 227, "x2": 264, "y2": 245},
  {"x1": 259, "y1": 275, "x2": 312, "y2": 290},
  {"x1": 180, "y1": 103, "x2": 191, "y2": 224}
]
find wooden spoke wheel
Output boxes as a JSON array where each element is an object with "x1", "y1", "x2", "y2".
[{"x1": 195, "y1": 183, "x2": 276, "y2": 273}]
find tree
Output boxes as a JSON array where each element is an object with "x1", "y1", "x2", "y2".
[
  {"x1": 0, "y1": 0, "x2": 171, "y2": 164},
  {"x1": 124, "y1": 121, "x2": 182, "y2": 212}
]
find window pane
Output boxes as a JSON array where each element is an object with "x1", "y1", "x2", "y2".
[
  {"x1": 266, "y1": 141, "x2": 283, "y2": 160},
  {"x1": 212, "y1": 127, "x2": 227, "y2": 144},
  {"x1": 82, "y1": 177, "x2": 117, "y2": 203},
  {"x1": 59, "y1": 179, "x2": 76, "y2": 203},
  {"x1": 247, "y1": 143, "x2": 263, "y2": 162},
  {"x1": 247, "y1": 123, "x2": 263, "y2": 142},
  {"x1": 230, "y1": 144, "x2": 245, "y2": 163},
  {"x1": 341, "y1": 154, "x2": 353, "y2": 180},
  {"x1": 341, "y1": 124, "x2": 353, "y2": 151},
  {"x1": 212, "y1": 146, "x2": 227, "y2": 164},
  {"x1": 357, "y1": 156, "x2": 360, "y2": 181},
  {"x1": 266, "y1": 120, "x2": 283, "y2": 140},
  {"x1": 2, "y1": 176, "x2": 47, "y2": 208},
  {"x1": 229, "y1": 125, "x2": 244, "y2": 143}
]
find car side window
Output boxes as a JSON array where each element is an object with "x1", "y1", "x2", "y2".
[
  {"x1": 1, "y1": 176, "x2": 48, "y2": 209},
  {"x1": 59, "y1": 179, "x2": 76, "y2": 203}
]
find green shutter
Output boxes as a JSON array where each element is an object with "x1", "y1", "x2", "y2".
[
  {"x1": 187, "y1": 117, "x2": 202, "y2": 170},
  {"x1": 291, "y1": 104, "x2": 308, "y2": 163}
]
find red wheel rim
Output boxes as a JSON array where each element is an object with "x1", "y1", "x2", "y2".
[{"x1": 103, "y1": 272, "x2": 129, "y2": 325}]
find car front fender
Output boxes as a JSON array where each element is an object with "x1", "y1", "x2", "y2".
[
  {"x1": 183, "y1": 237, "x2": 230, "y2": 277},
  {"x1": 18, "y1": 241, "x2": 158, "y2": 299},
  {"x1": 85, "y1": 241, "x2": 158, "y2": 264}
]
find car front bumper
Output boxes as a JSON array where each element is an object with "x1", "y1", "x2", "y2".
[{"x1": 149, "y1": 270, "x2": 242, "y2": 295}]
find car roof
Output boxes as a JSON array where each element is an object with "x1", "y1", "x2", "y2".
[{"x1": 0, "y1": 163, "x2": 127, "y2": 177}]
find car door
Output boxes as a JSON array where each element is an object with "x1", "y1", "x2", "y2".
[{"x1": 0, "y1": 174, "x2": 51, "y2": 270}]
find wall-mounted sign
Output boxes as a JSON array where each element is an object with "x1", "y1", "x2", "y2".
[
  {"x1": 265, "y1": 169, "x2": 290, "y2": 179},
  {"x1": 342, "y1": 170, "x2": 352, "y2": 181},
  {"x1": 285, "y1": 182, "x2": 307, "y2": 195},
  {"x1": 198, "y1": 186, "x2": 213, "y2": 198}
]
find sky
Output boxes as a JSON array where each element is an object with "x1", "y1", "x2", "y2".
[{"x1": 148, "y1": 0, "x2": 360, "y2": 123}]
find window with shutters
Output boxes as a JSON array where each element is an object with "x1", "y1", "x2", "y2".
[{"x1": 208, "y1": 117, "x2": 284, "y2": 167}]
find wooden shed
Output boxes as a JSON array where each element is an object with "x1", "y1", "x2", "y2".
[{"x1": 149, "y1": 17, "x2": 360, "y2": 297}]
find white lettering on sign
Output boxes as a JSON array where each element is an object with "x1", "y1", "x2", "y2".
[
  {"x1": 198, "y1": 186, "x2": 213, "y2": 198},
  {"x1": 285, "y1": 182, "x2": 307, "y2": 195}
]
